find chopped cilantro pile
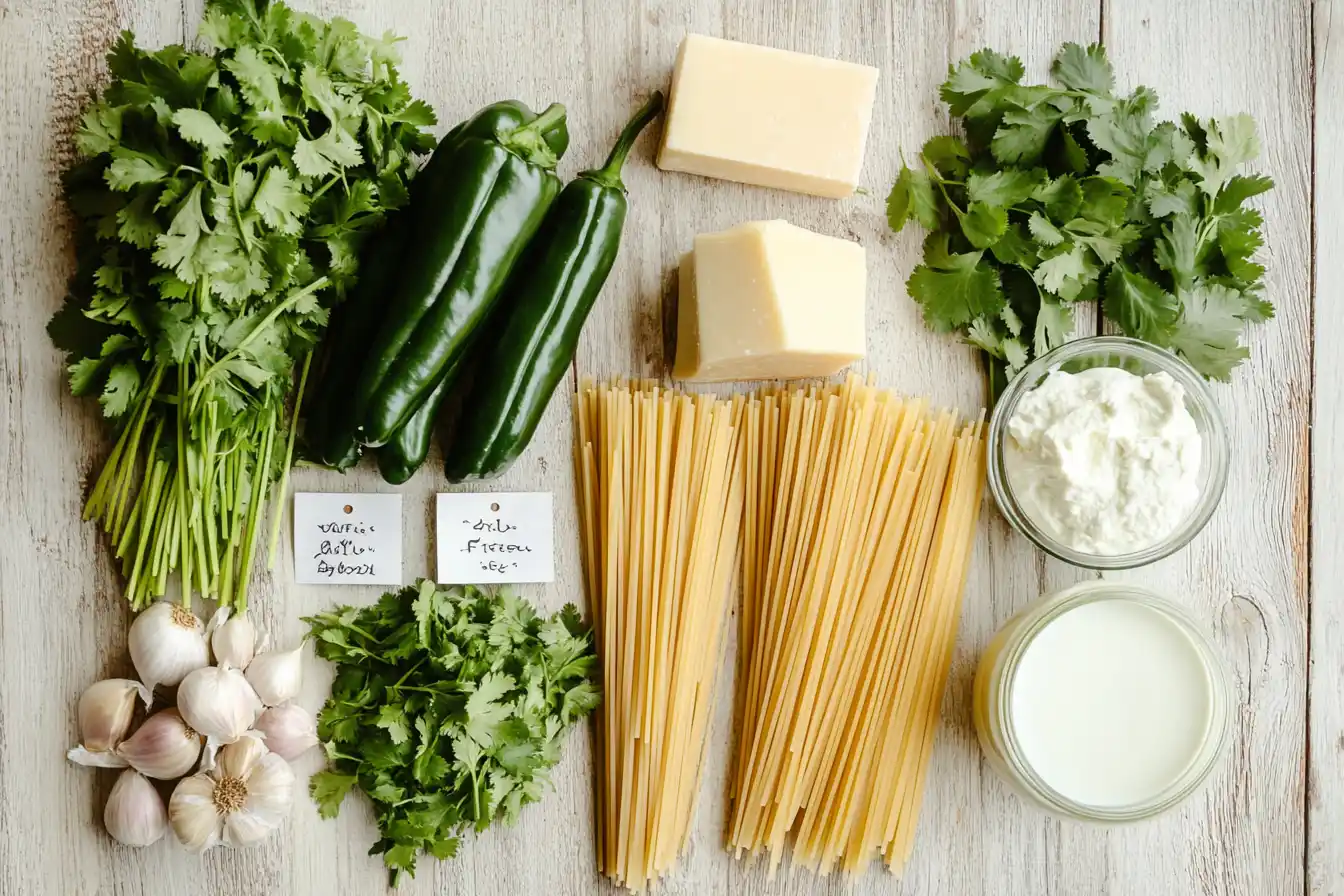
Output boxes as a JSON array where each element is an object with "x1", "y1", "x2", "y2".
[
  {"x1": 887, "y1": 43, "x2": 1273, "y2": 396},
  {"x1": 306, "y1": 581, "x2": 600, "y2": 885},
  {"x1": 48, "y1": 0, "x2": 435, "y2": 609}
]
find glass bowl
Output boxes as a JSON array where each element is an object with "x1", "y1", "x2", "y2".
[
  {"x1": 972, "y1": 581, "x2": 1232, "y2": 823},
  {"x1": 987, "y1": 336, "x2": 1229, "y2": 570}
]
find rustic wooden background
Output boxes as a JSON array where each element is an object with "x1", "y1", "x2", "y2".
[{"x1": 0, "y1": 0, "x2": 1332, "y2": 893}]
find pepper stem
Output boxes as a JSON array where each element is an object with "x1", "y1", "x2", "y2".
[
  {"x1": 585, "y1": 91, "x2": 666, "y2": 192},
  {"x1": 498, "y1": 103, "x2": 568, "y2": 169}
]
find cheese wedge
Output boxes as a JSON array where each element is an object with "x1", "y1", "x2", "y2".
[
  {"x1": 671, "y1": 220, "x2": 866, "y2": 382},
  {"x1": 657, "y1": 34, "x2": 879, "y2": 198}
]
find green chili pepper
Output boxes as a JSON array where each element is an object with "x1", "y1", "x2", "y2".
[
  {"x1": 444, "y1": 92, "x2": 665, "y2": 482},
  {"x1": 305, "y1": 101, "x2": 570, "y2": 470}
]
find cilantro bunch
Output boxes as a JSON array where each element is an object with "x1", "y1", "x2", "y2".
[
  {"x1": 49, "y1": 0, "x2": 435, "y2": 610},
  {"x1": 306, "y1": 581, "x2": 599, "y2": 886},
  {"x1": 887, "y1": 43, "x2": 1273, "y2": 396}
]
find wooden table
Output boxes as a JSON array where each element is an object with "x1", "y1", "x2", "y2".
[{"x1": 1, "y1": 0, "x2": 1334, "y2": 893}]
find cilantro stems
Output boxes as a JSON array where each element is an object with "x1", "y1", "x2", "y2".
[
  {"x1": 268, "y1": 352, "x2": 311, "y2": 571},
  {"x1": 52, "y1": 3, "x2": 435, "y2": 610}
]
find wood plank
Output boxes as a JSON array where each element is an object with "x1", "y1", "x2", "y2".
[
  {"x1": 1103, "y1": 2, "x2": 1314, "y2": 895},
  {"x1": 0, "y1": 0, "x2": 1318, "y2": 893},
  {"x1": 1310, "y1": 0, "x2": 1343, "y2": 892}
]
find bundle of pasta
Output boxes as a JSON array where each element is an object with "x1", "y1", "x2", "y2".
[
  {"x1": 729, "y1": 375, "x2": 985, "y2": 876},
  {"x1": 573, "y1": 381, "x2": 745, "y2": 891}
]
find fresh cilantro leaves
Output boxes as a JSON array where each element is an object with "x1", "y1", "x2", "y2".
[
  {"x1": 305, "y1": 581, "x2": 600, "y2": 887},
  {"x1": 52, "y1": 0, "x2": 435, "y2": 610},
  {"x1": 888, "y1": 42, "x2": 1273, "y2": 394}
]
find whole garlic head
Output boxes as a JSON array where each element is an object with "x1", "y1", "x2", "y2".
[
  {"x1": 129, "y1": 602, "x2": 209, "y2": 693},
  {"x1": 169, "y1": 735, "x2": 294, "y2": 851}
]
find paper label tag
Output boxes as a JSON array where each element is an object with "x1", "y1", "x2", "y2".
[
  {"x1": 436, "y1": 492, "x2": 555, "y2": 584},
  {"x1": 292, "y1": 493, "x2": 403, "y2": 585}
]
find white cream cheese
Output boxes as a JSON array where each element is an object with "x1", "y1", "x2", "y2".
[{"x1": 1002, "y1": 367, "x2": 1202, "y2": 555}]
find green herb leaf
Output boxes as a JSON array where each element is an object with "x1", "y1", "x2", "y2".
[
  {"x1": 305, "y1": 582, "x2": 598, "y2": 884},
  {"x1": 1165, "y1": 283, "x2": 1254, "y2": 380},
  {"x1": 1051, "y1": 42, "x2": 1114, "y2": 94},
  {"x1": 1189, "y1": 114, "x2": 1260, "y2": 195},
  {"x1": 105, "y1": 149, "x2": 169, "y2": 191},
  {"x1": 887, "y1": 164, "x2": 939, "y2": 232},
  {"x1": 960, "y1": 202, "x2": 1008, "y2": 249},
  {"x1": 1105, "y1": 267, "x2": 1179, "y2": 343},
  {"x1": 172, "y1": 108, "x2": 232, "y2": 159},
  {"x1": 966, "y1": 169, "x2": 1043, "y2": 208},
  {"x1": 309, "y1": 771, "x2": 357, "y2": 819},
  {"x1": 921, "y1": 135, "x2": 971, "y2": 179},
  {"x1": 907, "y1": 248, "x2": 1005, "y2": 332}
]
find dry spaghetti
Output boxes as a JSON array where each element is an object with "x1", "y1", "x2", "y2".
[
  {"x1": 728, "y1": 374, "x2": 986, "y2": 876},
  {"x1": 574, "y1": 380, "x2": 744, "y2": 891}
]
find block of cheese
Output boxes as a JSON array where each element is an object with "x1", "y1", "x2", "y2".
[
  {"x1": 672, "y1": 220, "x2": 866, "y2": 382},
  {"x1": 657, "y1": 34, "x2": 879, "y2": 198}
]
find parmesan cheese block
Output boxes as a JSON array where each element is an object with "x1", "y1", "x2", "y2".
[
  {"x1": 657, "y1": 34, "x2": 879, "y2": 198},
  {"x1": 672, "y1": 220, "x2": 866, "y2": 382}
]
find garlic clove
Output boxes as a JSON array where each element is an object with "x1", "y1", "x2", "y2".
[
  {"x1": 72, "y1": 678, "x2": 151, "y2": 759},
  {"x1": 104, "y1": 769, "x2": 168, "y2": 847},
  {"x1": 244, "y1": 642, "x2": 304, "y2": 706},
  {"x1": 177, "y1": 663, "x2": 261, "y2": 745},
  {"x1": 116, "y1": 708, "x2": 203, "y2": 780},
  {"x1": 220, "y1": 752, "x2": 294, "y2": 848},
  {"x1": 168, "y1": 773, "x2": 223, "y2": 853},
  {"x1": 208, "y1": 608, "x2": 257, "y2": 670},
  {"x1": 129, "y1": 602, "x2": 209, "y2": 693},
  {"x1": 67, "y1": 745, "x2": 130, "y2": 769},
  {"x1": 216, "y1": 733, "x2": 268, "y2": 779},
  {"x1": 253, "y1": 704, "x2": 319, "y2": 761},
  {"x1": 221, "y1": 806, "x2": 280, "y2": 849},
  {"x1": 242, "y1": 751, "x2": 296, "y2": 816}
]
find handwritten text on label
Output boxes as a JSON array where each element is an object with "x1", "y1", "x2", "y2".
[
  {"x1": 436, "y1": 492, "x2": 554, "y2": 584},
  {"x1": 293, "y1": 493, "x2": 402, "y2": 585}
]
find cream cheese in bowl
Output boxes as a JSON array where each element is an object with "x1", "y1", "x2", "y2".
[
  {"x1": 1001, "y1": 366, "x2": 1202, "y2": 556},
  {"x1": 987, "y1": 336, "x2": 1229, "y2": 570}
]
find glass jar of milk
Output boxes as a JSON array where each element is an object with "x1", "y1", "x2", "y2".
[{"x1": 973, "y1": 582, "x2": 1231, "y2": 822}]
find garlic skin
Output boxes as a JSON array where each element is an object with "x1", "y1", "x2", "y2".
[
  {"x1": 177, "y1": 664, "x2": 261, "y2": 745},
  {"x1": 253, "y1": 704, "x2": 319, "y2": 760},
  {"x1": 104, "y1": 769, "x2": 167, "y2": 847},
  {"x1": 68, "y1": 678, "x2": 150, "y2": 768},
  {"x1": 208, "y1": 608, "x2": 256, "y2": 670},
  {"x1": 169, "y1": 735, "x2": 295, "y2": 851},
  {"x1": 116, "y1": 708, "x2": 203, "y2": 779},
  {"x1": 245, "y1": 642, "x2": 304, "y2": 706},
  {"x1": 129, "y1": 602, "x2": 209, "y2": 693}
]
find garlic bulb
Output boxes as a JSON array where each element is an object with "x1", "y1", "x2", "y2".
[
  {"x1": 177, "y1": 664, "x2": 261, "y2": 744},
  {"x1": 67, "y1": 678, "x2": 150, "y2": 768},
  {"x1": 116, "y1": 708, "x2": 203, "y2": 779},
  {"x1": 105, "y1": 769, "x2": 167, "y2": 847},
  {"x1": 208, "y1": 608, "x2": 256, "y2": 670},
  {"x1": 129, "y1": 602, "x2": 209, "y2": 693},
  {"x1": 253, "y1": 704, "x2": 318, "y2": 760},
  {"x1": 169, "y1": 735, "x2": 294, "y2": 851},
  {"x1": 245, "y1": 642, "x2": 304, "y2": 706}
]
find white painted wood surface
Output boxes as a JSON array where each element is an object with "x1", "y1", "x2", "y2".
[{"x1": 0, "y1": 0, "x2": 1325, "y2": 893}]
